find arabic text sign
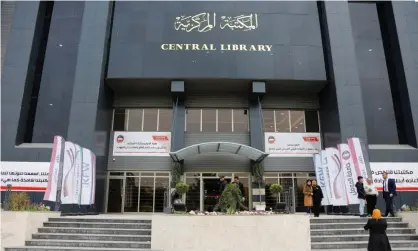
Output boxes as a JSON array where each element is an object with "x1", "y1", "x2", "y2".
[
  {"x1": 174, "y1": 13, "x2": 259, "y2": 32},
  {"x1": 370, "y1": 162, "x2": 418, "y2": 191},
  {"x1": 265, "y1": 133, "x2": 321, "y2": 156},
  {"x1": 0, "y1": 162, "x2": 49, "y2": 191},
  {"x1": 113, "y1": 132, "x2": 171, "y2": 156}
]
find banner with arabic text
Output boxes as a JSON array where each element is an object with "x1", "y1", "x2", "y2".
[
  {"x1": 264, "y1": 133, "x2": 321, "y2": 156},
  {"x1": 371, "y1": 162, "x2": 418, "y2": 191},
  {"x1": 113, "y1": 132, "x2": 171, "y2": 156},
  {"x1": 313, "y1": 152, "x2": 330, "y2": 205},
  {"x1": 43, "y1": 136, "x2": 65, "y2": 201},
  {"x1": 338, "y1": 144, "x2": 359, "y2": 205},
  {"x1": 326, "y1": 147, "x2": 348, "y2": 206}
]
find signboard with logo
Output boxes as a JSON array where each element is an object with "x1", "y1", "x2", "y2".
[
  {"x1": 370, "y1": 162, "x2": 418, "y2": 191},
  {"x1": 113, "y1": 132, "x2": 171, "y2": 156},
  {"x1": 0, "y1": 162, "x2": 49, "y2": 191},
  {"x1": 264, "y1": 133, "x2": 321, "y2": 156}
]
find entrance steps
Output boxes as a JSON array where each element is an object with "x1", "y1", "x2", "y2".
[
  {"x1": 4, "y1": 217, "x2": 159, "y2": 251},
  {"x1": 310, "y1": 216, "x2": 418, "y2": 251}
]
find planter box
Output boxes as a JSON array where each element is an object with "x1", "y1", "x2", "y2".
[
  {"x1": 1, "y1": 211, "x2": 60, "y2": 250},
  {"x1": 151, "y1": 214, "x2": 310, "y2": 251},
  {"x1": 399, "y1": 212, "x2": 418, "y2": 232}
]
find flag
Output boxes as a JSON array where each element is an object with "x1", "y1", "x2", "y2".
[
  {"x1": 43, "y1": 136, "x2": 65, "y2": 202},
  {"x1": 347, "y1": 137, "x2": 370, "y2": 179},
  {"x1": 338, "y1": 143, "x2": 359, "y2": 205},
  {"x1": 80, "y1": 148, "x2": 95, "y2": 205},
  {"x1": 326, "y1": 147, "x2": 348, "y2": 206},
  {"x1": 313, "y1": 152, "x2": 330, "y2": 205}
]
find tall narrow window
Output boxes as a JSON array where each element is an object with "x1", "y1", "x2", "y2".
[
  {"x1": 289, "y1": 110, "x2": 305, "y2": 132},
  {"x1": 113, "y1": 108, "x2": 126, "y2": 131},
  {"x1": 186, "y1": 109, "x2": 201, "y2": 132},
  {"x1": 158, "y1": 109, "x2": 173, "y2": 132},
  {"x1": 128, "y1": 109, "x2": 143, "y2": 131},
  {"x1": 233, "y1": 109, "x2": 249, "y2": 132},
  {"x1": 262, "y1": 110, "x2": 275, "y2": 132},
  {"x1": 202, "y1": 109, "x2": 216, "y2": 132},
  {"x1": 143, "y1": 109, "x2": 158, "y2": 131},
  {"x1": 218, "y1": 109, "x2": 232, "y2": 132},
  {"x1": 275, "y1": 110, "x2": 290, "y2": 132}
]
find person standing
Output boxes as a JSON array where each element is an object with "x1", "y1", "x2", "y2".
[
  {"x1": 355, "y1": 176, "x2": 366, "y2": 217},
  {"x1": 303, "y1": 180, "x2": 313, "y2": 214},
  {"x1": 364, "y1": 209, "x2": 392, "y2": 251},
  {"x1": 382, "y1": 171, "x2": 397, "y2": 217},
  {"x1": 232, "y1": 176, "x2": 245, "y2": 201},
  {"x1": 364, "y1": 178, "x2": 378, "y2": 216},
  {"x1": 311, "y1": 180, "x2": 323, "y2": 217},
  {"x1": 218, "y1": 176, "x2": 227, "y2": 196}
]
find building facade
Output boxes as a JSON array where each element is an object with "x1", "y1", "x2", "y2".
[{"x1": 2, "y1": 1, "x2": 418, "y2": 213}]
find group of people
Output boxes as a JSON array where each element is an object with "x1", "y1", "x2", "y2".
[{"x1": 302, "y1": 179, "x2": 324, "y2": 217}]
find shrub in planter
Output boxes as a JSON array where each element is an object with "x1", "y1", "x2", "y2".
[
  {"x1": 214, "y1": 183, "x2": 248, "y2": 214},
  {"x1": 173, "y1": 182, "x2": 189, "y2": 212},
  {"x1": 269, "y1": 183, "x2": 285, "y2": 212},
  {"x1": 175, "y1": 181, "x2": 189, "y2": 198},
  {"x1": 7, "y1": 192, "x2": 30, "y2": 211}
]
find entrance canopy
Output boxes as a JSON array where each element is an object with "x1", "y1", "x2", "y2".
[{"x1": 169, "y1": 142, "x2": 269, "y2": 163}]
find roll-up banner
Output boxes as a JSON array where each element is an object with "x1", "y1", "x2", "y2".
[
  {"x1": 43, "y1": 136, "x2": 65, "y2": 201},
  {"x1": 43, "y1": 137, "x2": 96, "y2": 207},
  {"x1": 313, "y1": 152, "x2": 330, "y2": 205},
  {"x1": 326, "y1": 147, "x2": 348, "y2": 206},
  {"x1": 347, "y1": 137, "x2": 371, "y2": 179},
  {"x1": 320, "y1": 150, "x2": 333, "y2": 206},
  {"x1": 338, "y1": 144, "x2": 359, "y2": 205}
]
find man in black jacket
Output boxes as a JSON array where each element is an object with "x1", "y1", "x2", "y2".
[
  {"x1": 218, "y1": 176, "x2": 227, "y2": 195},
  {"x1": 356, "y1": 176, "x2": 366, "y2": 217},
  {"x1": 232, "y1": 176, "x2": 245, "y2": 202}
]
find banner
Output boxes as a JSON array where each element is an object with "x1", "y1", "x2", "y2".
[
  {"x1": 264, "y1": 133, "x2": 321, "y2": 156},
  {"x1": 61, "y1": 142, "x2": 77, "y2": 204},
  {"x1": 313, "y1": 152, "x2": 330, "y2": 205},
  {"x1": 43, "y1": 136, "x2": 64, "y2": 200},
  {"x1": 370, "y1": 162, "x2": 418, "y2": 191},
  {"x1": 326, "y1": 147, "x2": 348, "y2": 206},
  {"x1": 320, "y1": 150, "x2": 332, "y2": 205},
  {"x1": 113, "y1": 132, "x2": 171, "y2": 156},
  {"x1": 347, "y1": 137, "x2": 370, "y2": 179},
  {"x1": 338, "y1": 144, "x2": 359, "y2": 204},
  {"x1": 0, "y1": 162, "x2": 49, "y2": 191},
  {"x1": 80, "y1": 148, "x2": 95, "y2": 205}
]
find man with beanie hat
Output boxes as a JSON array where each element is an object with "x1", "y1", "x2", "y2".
[{"x1": 356, "y1": 176, "x2": 366, "y2": 217}]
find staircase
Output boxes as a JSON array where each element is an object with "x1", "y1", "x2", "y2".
[
  {"x1": 5, "y1": 217, "x2": 155, "y2": 251},
  {"x1": 311, "y1": 216, "x2": 418, "y2": 251}
]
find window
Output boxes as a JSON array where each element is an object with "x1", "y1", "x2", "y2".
[
  {"x1": 217, "y1": 109, "x2": 232, "y2": 132},
  {"x1": 262, "y1": 109, "x2": 311, "y2": 133},
  {"x1": 202, "y1": 109, "x2": 216, "y2": 132},
  {"x1": 186, "y1": 109, "x2": 201, "y2": 132},
  {"x1": 114, "y1": 108, "x2": 172, "y2": 132},
  {"x1": 233, "y1": 109, "x2": 249, "y2": 132},
  {"x1": 113, "y1": 108, "x2": 126, "y2": 131}
]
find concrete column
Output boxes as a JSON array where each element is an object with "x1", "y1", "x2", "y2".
[
  {"x1": 66, "y1": 1, "x2": 114, "y2": 212},
  {"x1": 171, "y1": 81, "x2": 185, "y2": 151},
  {"x1": 318, "y1": 1, "x2": 369, "y2": 145}
]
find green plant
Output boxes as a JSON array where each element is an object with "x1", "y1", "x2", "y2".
[
  {"x1": 175, "y1": 181, "x2": 189, "y2": 196},
  {"x1": 269, "y1": 183, "x2": 283, "y2": 204},
  {"x1": 214, "y1": 183, "x2": 248, "y2": 214},
  {"x1": 7, "y1": 192, "x2": 30, "y2": 211},
  {"x1": 171, "y1": 162, "x2": 182, "y2": 188},
  {"x1": 251, "y1": 162, "x2": 264, "y2": 185}
]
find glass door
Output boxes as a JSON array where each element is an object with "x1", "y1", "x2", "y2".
[{"x1": 107, "y1": 178, "x2": 125, "y2": 213}]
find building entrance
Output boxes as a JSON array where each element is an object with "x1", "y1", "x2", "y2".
[{"x1": 184, "y1": 172, "x2": 250, "y2": 212}]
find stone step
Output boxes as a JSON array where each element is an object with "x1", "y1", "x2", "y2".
[
  {"x1": 310, "y1": 228, "x2": 416, "y2": 236},
  {"x1": 6, "y1": 247, "x2": 159, "y2": 251},
  {"x1": 310, "y1": 217, "x2": 402, "y2": 224},
  {"x1": 48, "y1": 218, "x2": 151, "y2": 224},
  {"x1": 311, "y1": 240, "x2": 418, "y2": 249},
  {"x1": 38, "y1": 227, "x2": 151, "y2": 236},
  {"x1": 310, "y1": 222, "x2": 409, "y2": 229},
  {"x1": 25, "y1": 240, "x2": 151, "y2": 249},
  {"x1": 312, "y1": 234, "x2": 418, "y2": 242},
  {"x1": 311, "y1": 248, "x2": 418, "y2": 251},
  {"x1": 43, "y1": 222, "x2": 151, "y2": 229},
  {"x1": 32, "y1": 233, "x2": 151, "y2": 242}
]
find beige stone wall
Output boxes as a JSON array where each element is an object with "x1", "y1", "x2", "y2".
[
  {"x1": 0, "y1": 211, "x2": 60, "y2": 250},
  {"x1": 151, "y1": 215, "x2": 311, "y2": 251},
  {"x1": 399, "y1": 212, "x2": 418, "y2": 232}
]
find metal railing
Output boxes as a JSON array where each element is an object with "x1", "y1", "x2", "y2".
[{"x1": 283, "y1": 187, "x2": 295, "y2": 214}]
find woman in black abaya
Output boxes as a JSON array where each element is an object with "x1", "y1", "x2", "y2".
[{"x1": 364, "y1": 209, "x2": 392, "y2": 251}]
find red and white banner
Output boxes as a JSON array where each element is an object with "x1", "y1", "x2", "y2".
[
  {"x1": 313, "y1": 152, "x2": 330, "y2": 205},
  {"x1": 371, "y1": 162, "x2": 418, "y2": 191},
  {"x1": 326, "y1": 147, "x2": 348, "y2": 206},
  {"x1": 113, "y1": 132, "x2": 171, "y2": 156},
  {"x1": 347, "y1": 137, "x2": 370, "y2": 179},
  {"x1": 1, "y1": 162, "x2": 49, "y2": 191},
  {"x1": 265, "y1": 133, "x2": 321, "y2": 156},
  {"x1": 43, "y1": 136, "x2": 65, "y2": 200},
  {"x1": 338, "y1": 144, "x2": 359, "y2": 204}
]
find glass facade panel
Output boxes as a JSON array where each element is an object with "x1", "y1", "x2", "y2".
[
  {"x1": 275, "y1": 110, "x2": 290, "y2": 132},
  {"x1": 158, "y1": 109, "x2": 173, "y2": 132},
  {"x1": 143, "y1": 109, "x2": 158, "y2": 131},
  {"x1": 185, "y1": 177, "x2": 200, "y2": 211},
  {"x1": 155, "y1": 177, "x2": 170, "y2": 212},
  {"x1": 139, "y1": 177, "x2": 154, "y2": 212},
  {"x1": 262, "y1": 110, "x2": 275, "y2": 132},
  {"x1": 124, "y1": 177, "x2": 139, "y2": 212},
  {"x1": 127, "y1": 109, "x2": 143, "y2": 131},
  {"x1": 218, "y1": 109, "x2": 232, "y2": 132},
  {"x1": 233, "y1": 109, "x2": 249, "y2": 132},
  {"x1": 202, "y1": 109, "x2": 216, "y2": 132},
  {"x1": 290, "y1": 110, "x2": 305, "y2": 132},
  {"x1": 186, "y1": 109, "x2": 201, "y2": 132},
  {"x1": 113, "y1": 108, "x2": 126, "y2": 131}
]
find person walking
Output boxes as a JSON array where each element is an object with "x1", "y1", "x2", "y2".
[
  {"x1": 355, "y1": 176, "x2": 366, "y2": 217},
  {"x1": 232, "y1": 176, "x2": 245, "y2": 203},
  {"x1": 364, "y1": 209, "x2": 392, "y2": 251},
  {"x1": 382, "y1": 171, "x2": 397, "y2": 217},
  {"x1": 311, "y1": 180, "x2": 323, "y2": 217},
  {"x1": 364, "y1": 178, "x2": 378, "y2": 216},
  {"x1": 303, "y1": 180, "x2": 313, "y2": 214}
]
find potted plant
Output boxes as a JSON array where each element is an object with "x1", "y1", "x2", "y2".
[
  {"x1": 172, "y1": 181, "x2": 189, "y2": 212},
  {"x1": 269, "y1": 183, "x2": 284, "y2": 213},
  {"x1": 214, "y1": 183, "x2": 248, "y2": 214}
]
